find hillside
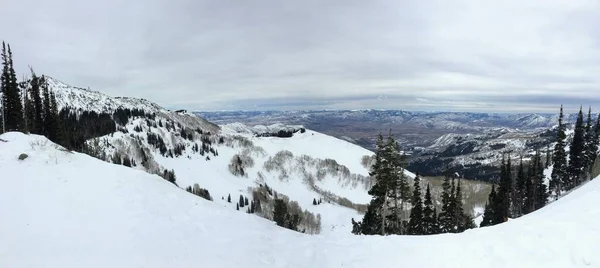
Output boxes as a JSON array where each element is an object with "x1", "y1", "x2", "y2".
[
  {"x1": 2, "y1": 132, "x2": 599, "y2": 267},
  {"x1": 29, "y1": 77, "x2": 450, "y2": 233}
]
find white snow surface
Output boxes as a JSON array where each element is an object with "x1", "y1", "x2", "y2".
[{"x1": 2, "y1": 132, "x2": 600, "y2": 268}]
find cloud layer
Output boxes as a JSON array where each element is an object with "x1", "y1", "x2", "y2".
[{"x1": 2, "y1": 0, "x2": 600, "y2": 112}]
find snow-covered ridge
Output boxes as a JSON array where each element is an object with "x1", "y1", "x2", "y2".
[
  {"x1": 2, "y1": 132, "x2": 600, "y2": 267},
  {"x1": 44, "y1": 76, "x2": 220, "y2": 135},
  {"x1": 221, "y1": 122, "x2": 305, "y2": 136},
  {"x1": 46, "y1": 76, "x2": 163, "y2": 113}
]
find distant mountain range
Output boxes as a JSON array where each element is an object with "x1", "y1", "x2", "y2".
[{"x1": 197, "y1": 110, "x2": 575, "y2": 181}]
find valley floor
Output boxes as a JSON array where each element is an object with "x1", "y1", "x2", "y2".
[{"x1": 1, "y1": 132, "x2": 599, "y2": 268}]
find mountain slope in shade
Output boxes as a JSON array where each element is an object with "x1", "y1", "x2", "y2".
[{"x1": 1, "y1": 132, "x2": 599, "y2": 268}]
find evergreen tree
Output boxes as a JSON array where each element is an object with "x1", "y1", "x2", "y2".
[
  {"x1": 422, "y1": 183, "x2": 435, "y2": 235},
  {"x1": 236, "y1": 203, "x2": 239, "y2": 210},
  {"x1": 273, "y1": 199, "x2": 288, "y2": 227},
  {"x1": 23, "y1": 80, "x2": 33, "y2": 133},
  {"x1": 1, "y1": 42, "x2": 24, "y2": 132},
  {"x1": 513, "y1": 157, "x2": 526, "y2": 217},
  {"x1": 407, "y1": 173, "x2": 424, "y2": 235},
  {"x1": 227, "y1": 194, "x2": 231, "y2": 203},
  {"x1": 357, "y1": 134, "x2": 388, "y2": 235},
  {"x1": 568, "y1": 106, "x2": 586, "y2": 189},
  {"x1": 387, "y1": 133, "x2": 410, "y2": 235},
  {"x1": 239, "y1": 195, "x2": 245, "y2": 208},
  {"x1": 585, "y1": 109, "x2": 600, "y2": 179},
  {"x1": 432, "y1": 207, "x2": 439, "y2": 234},
  {"x1": 550, "y1": 105, "x2": 568, "y2": 197},
  {"x1": 245, "y1": 196, "x2": 249, "y2": 206},
  {"x1": 438, "y1": 170, "x2": 454, "y2": 233},
  {"x1": 453, "y1": 178, "x2": 467, "y2": 232},
  {"x1": 313, "y1": 198, "x2": 317, "y2": 205},
  {"x1": 480, "y1": 185, "x2": 497, "y2": 227},
  {"x1": 583, "y1": 107, "x2": 593, "y2": 178},
  {"x1": 532, "y1": 149, "x2": 549, "y2": 210},
  {"x1": 42, "y1": 77, "x2": 52, "y2": 137},
  {"x1": 496, "y1": 155, "x2": 512, "y2": 220}
]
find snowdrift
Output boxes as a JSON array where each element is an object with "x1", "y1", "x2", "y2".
[{"x1": 1, "y1": 132, "x2": 599, "y2": 267}]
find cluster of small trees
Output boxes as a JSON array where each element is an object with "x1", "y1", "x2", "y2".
[
  {"x1": 228, "y1": 154, "x2": 254, "y2": 177},
  {"x1": 482, "y1": 105, "x2": 600, "y2": 227},
  {"x1": 0, "y1": 43, "x2": 63, "y2": 143},
  {"x1": 550, "y1": 106, "x2": 600, "y2": 196},
  {"x1": 352, "y1": 133, "x2": 475, "y2": 236},
  {"x1": 185, "y1": 183, "x2": 212, "y2": 201}
]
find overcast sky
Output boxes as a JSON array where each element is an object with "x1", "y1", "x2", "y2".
[{"x1": 2, "y1": 0, "x2": 600, "y2": 113}]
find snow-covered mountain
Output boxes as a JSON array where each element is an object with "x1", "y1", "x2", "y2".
[
  {"x1": 41, "y1": 77, "x2": 417, "y2": 233},
  {"x1": 2, "y1": 132, "x2": 599, "y2": 267}
]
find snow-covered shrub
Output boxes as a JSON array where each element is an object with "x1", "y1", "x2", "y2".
[{"x1": 228, "y1": 153, "x2": 255, "y2": 177}]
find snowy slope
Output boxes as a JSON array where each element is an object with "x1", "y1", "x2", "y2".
[
  {"x1": 30, "y1": 77, "x2": 385, "y2": 234},
  {"x1": 2, "y1": 132, "x2": 600, "y2": 268}
]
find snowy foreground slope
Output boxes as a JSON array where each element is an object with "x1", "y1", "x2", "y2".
[{"x1": 2, "y1": 132, "x2": 600, "y2": 268}]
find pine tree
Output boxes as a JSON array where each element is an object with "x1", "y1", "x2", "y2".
[
  {"x1": 513, "y1": 157, "x2": 526, "y2": 217},
  {"x1": 453, "y1": 178, "x2": 467, "y2": 232},
  {"x1": 273, "y1": 199, "x2": 288, "y2": 227},
  {"x1": 585, "y1": 109, "x2": 600, "y2": 179},
  {"x1": 239, "y1": 195, "x2": 245, "y2": 208},
  {"x1": 550, "y1": 105, "x2": 568, "y2": 197},
  {"x1": 1, "y1": 42, "x2": 24, "y2": 132},
  {"x1": 533, "y1": 149, "x2": 549, "y2": 210},
  {"x1": 432, "y1": 207, "x2": 439, "y2": 234},
  {"x1": 496, "y1": 155, "x2": 512, "y2": 220},
  {"x1": 245, "y1": 196, "x2": 249, "y2": 206},
  {"x1": 568, "y1": 107, "x2": 586, "y2": 189},
  {"x1": 583, "y1": 107, "x2": 593, "y2": 176},
  {"x1": 407, "y1": 173, "x2": 424, "y2": 235},
  {"x1": 438, "y1": 170, "x2": 454, "y2": 233},
  {"x1": 236, "y1": 203, "x2": 239, "y2": 210},
  {"x1": 422, "y1": 183, "x2": 435, "y2": 235},
  {"x1": 358, "y1": 134, "x2": 388, "y2": 235},
  {"x1": 227, "y1": 194, "x2": 231, "y2": 203},
  {"x1": 313, "y1": 198, "x2": 317, "y2": 205},
  {"x1": 480, "y1": 185, "x2": 497, "y2": 227},
  {"x1": 42, "y1": 77, "x2": 52, "y2": 137},
  {"x1": 23, "y1": 80, "x2": 33, "y2": 133},
  {"x1": 387, "y1": 133, "x2": 410, "y2": 235}
]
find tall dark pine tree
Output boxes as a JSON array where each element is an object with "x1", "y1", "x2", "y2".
[
  {"x1": 591, "y1": 113, "x2": 600, "y2": 179},
  {"x1": 1, "y1": 42, "x2": 24, "y2": 132},
  {"x1": 496, "y1": 155, "x2": 512, "y2": 220},
  {"x1": 513, "y1": 157, "x2": 526, "y2": 217},
  {"x1": 356, "y1": 134, "x2": 387, "y2": 235},
  {"x1": 407, "y1": 173, "x2": 424, "y2": 235},
  {"x1": 30, "y1": 70, "x2": 44, "y2": 134},
  {"x1": 568, "y1": 107, "x2": 586, "y2": 190},
  {"x1": 42, "y1": 77, "x2": 53, "y2": 138},
  {"x1": 23, "y1": 80, "x2": 33, "y2": 133},
  {"x1": 387, "y1": 133, "x2": 410, "y2": 235},
  {"x1": 480, "y1": 185, "x2": 497, "y2": 227},
  {"x1": 583, "y1": 107, "x2": 594, "y2": 179},
  {"x1": 48, "y1": 91, "x2": 62, "y2": 143},
  {"x1": 438, "y1": 170, "x2": 454, "y2": 233},
  {"x1": 550, "y1": 105, "x2": 568, "y2": 197},
  {"x1": 532, "y1": 149, "x2": 549, "y2": 210},
  {"x1": 422, "y1": 183, "x2": 435, "y2": 235}
]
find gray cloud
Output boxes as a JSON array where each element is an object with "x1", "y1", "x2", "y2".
[{"x1": 1, "y1": 0, "x2": 600, "y2": 113}]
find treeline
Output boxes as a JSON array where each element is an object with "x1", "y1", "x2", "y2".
[
  {"x1": 481, "y1": 105, "x2": 600, "y2": 227},
  {"x1": 351, "y1": 133, "x2": 475, "y2": 236}
]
